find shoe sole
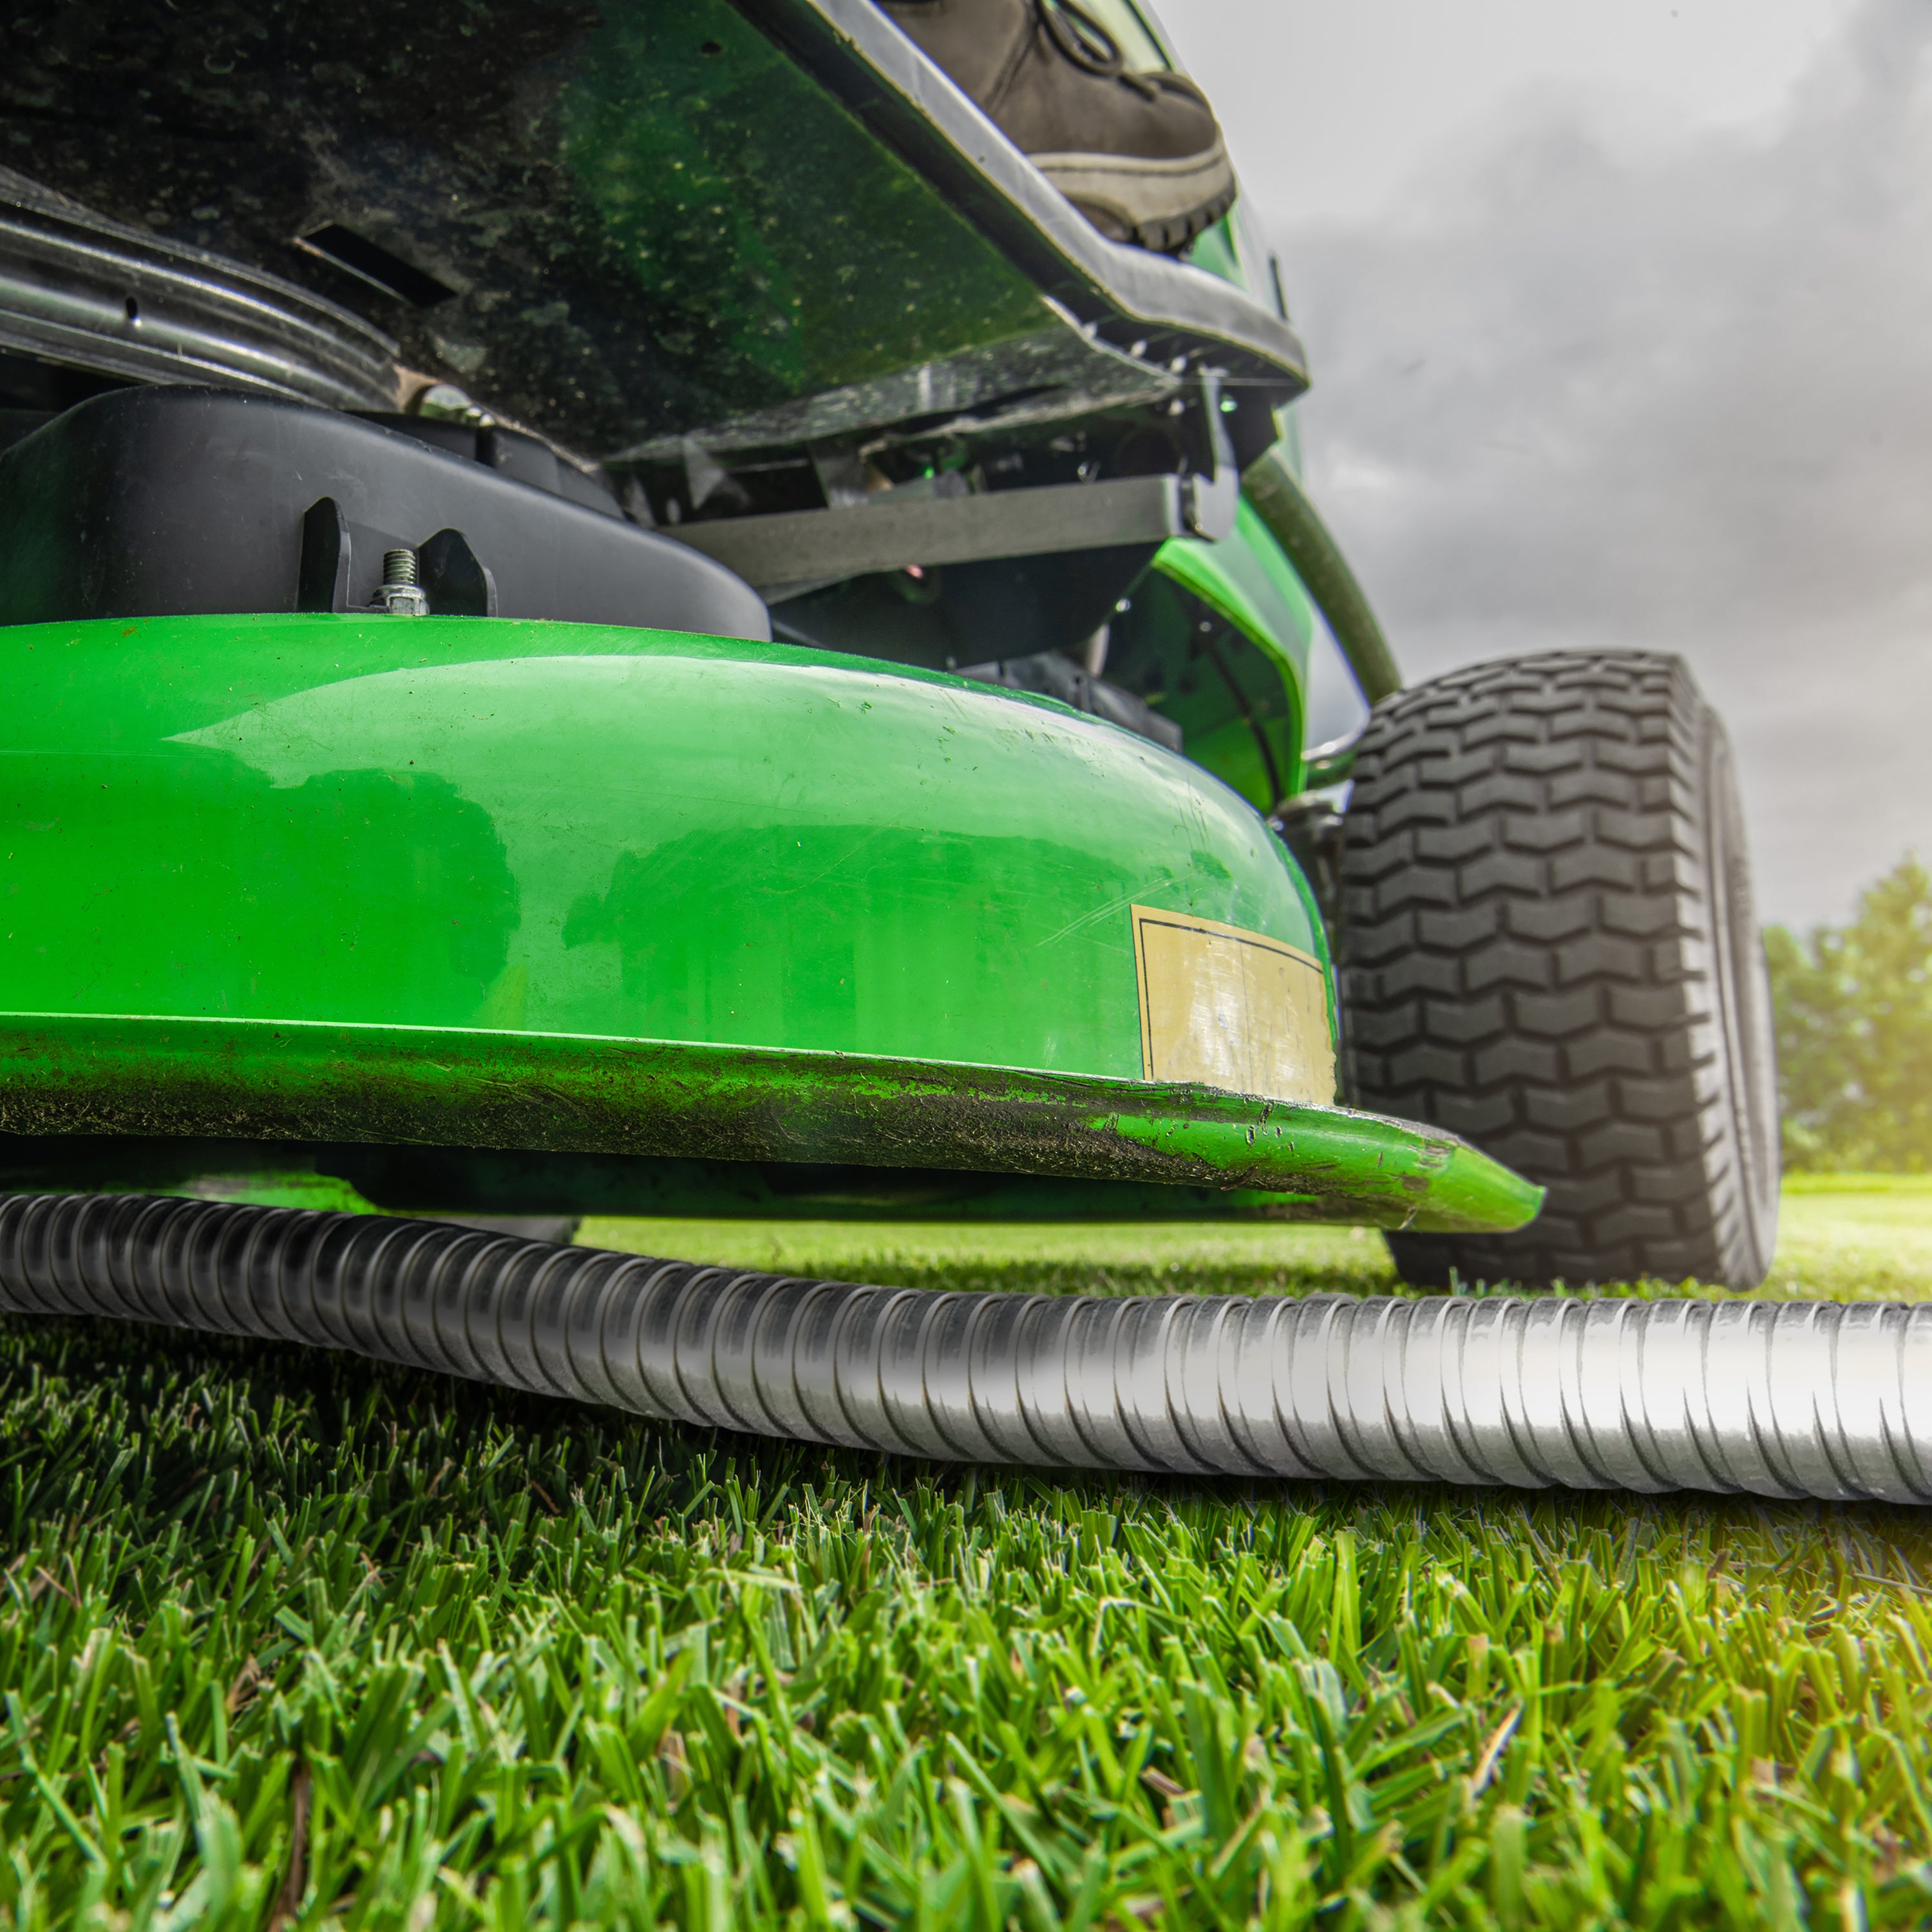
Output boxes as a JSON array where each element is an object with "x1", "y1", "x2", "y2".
[{"x1": 1030, "y1": 137, "x2": 1237, "y2": 252}]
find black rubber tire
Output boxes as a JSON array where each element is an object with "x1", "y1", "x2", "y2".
[{"x1": 1338, "y1": 651, "x2": 1781, "y2": 1289}]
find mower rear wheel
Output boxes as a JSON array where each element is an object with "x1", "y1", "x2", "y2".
[{"x1": 1338, "y1": 651, "x2": 1779, "y2": 1289}]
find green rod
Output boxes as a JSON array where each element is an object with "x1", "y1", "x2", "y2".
[{"x1": 1241, "y1": 444, "x2": 1403, "y2": 704}]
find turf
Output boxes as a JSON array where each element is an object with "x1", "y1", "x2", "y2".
[
  {"x1": 574, "y1": 1218, "x2": 1406, "y2": 1303},
  {"x1": 1768, "y1": 1176, "x2": 1932, "y2": 1301},
  {"x1": 3, "y1": 1190, "x2": 1932, "y2": 1928},
  {"x1": 579, "y1": 1171, "x2": 1932, "y2": 1302}
]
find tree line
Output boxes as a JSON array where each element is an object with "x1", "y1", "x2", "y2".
[{"x1": 1766, "y1": 854, "x2": 1932, "y2": 1172}]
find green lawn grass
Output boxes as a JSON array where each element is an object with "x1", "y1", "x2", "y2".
[
  {"x1": 578, "y1": 1170, "x2": 1932, "y2": 1303},
  {"x1": 1768, "y1": 1175, "x2": 1932, "y2": 1300},
  {"x1": 4, "y1": 1183, "x2": 1932, "y2": 1928}
]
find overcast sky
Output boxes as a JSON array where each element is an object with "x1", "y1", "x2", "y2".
[{"x1": 1159, "y1": 0, "x2": 1928, "y2": 929}]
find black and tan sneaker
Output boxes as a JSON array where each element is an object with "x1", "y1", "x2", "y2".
[{"x1": 878, "y1": 0, "x2": 1237, "y2": 252}]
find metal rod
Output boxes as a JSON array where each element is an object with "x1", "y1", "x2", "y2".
[
  {"x1": 1242, "y1": 445, "x2": 1403, "y2": 704},
  {"x1": 2, "y1": 1193, "x2": 1921, "y2": 1503}
]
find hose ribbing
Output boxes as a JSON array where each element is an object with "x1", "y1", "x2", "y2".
[{"x1": 1, "y1": 1193, "x2": 1926, "y2": 1503}]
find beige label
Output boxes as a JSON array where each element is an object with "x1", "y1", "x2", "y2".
[{"x1": 1131, "y1": 905, "x2": 1335, "y2": 1102}]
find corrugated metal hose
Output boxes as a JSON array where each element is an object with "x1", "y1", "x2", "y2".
[{"x1": 1, "y1": 1191, "x2": 1924, "y2": 1504}]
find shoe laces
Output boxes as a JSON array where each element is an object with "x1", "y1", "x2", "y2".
[{"x1": 1033, "y1": 0, "x2": 1162, "y2": 99}]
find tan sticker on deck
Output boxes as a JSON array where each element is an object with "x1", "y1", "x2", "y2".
[{"x1": 1131, "y1": 905, "x2": 1335, "y2": 1102}]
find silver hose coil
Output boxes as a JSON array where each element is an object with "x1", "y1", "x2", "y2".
[{"x1": 1, "y1": 1191, "x2": 1925, "y2": 1503}]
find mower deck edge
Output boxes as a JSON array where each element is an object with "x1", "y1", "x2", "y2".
[{"x1": 0, "y1": 1012, "x2": 1540, "y2": 1236}]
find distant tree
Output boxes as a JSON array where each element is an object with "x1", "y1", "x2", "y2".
[{"x1": 1765, "y1": 854, "x2": 1932, "y2": 1171}]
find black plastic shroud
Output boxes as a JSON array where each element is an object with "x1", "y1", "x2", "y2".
[{"x1": 0, "y1": 386, "x2": 770, "y2": 638}]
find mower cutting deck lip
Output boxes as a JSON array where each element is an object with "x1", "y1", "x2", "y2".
[{"x1": 0, "y1": 607, "x2": 1537, "y2": 1233}]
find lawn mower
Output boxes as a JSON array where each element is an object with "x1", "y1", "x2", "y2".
[{"x1": 1, "y1": 0, "x2": 1880, "y2": 1506}]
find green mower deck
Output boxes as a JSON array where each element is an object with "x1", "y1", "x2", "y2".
[{"x1": 0, "y1": 610, "x2": 1536, "y2": 1233}]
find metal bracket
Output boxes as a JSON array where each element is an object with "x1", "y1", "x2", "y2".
[
  {"x1": 1181, "y1": 370, "x2": 1238, "y2": 542},
  {"x1": 297, "y1": 497, "x2": 497, "y2": 616},
  {"x1": 666, "y1": 470, "x2": 1196, "y2": 591},
  {"x1": 667, "y1": 369, "x2": 1241, "y2": 591}
]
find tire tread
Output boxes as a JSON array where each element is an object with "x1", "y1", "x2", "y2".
[{"x1": 1339, "y1": 650, "x2": 1773, "y2": 1287}]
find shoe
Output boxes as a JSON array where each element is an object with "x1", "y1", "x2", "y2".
[{"x1": 878, "y1": 0, "x2": 1237, "y2": 252}]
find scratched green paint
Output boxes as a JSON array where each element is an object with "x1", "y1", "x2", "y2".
[{"x1": 0, "y1": 612, "x2": 1327, "y2": 1085}]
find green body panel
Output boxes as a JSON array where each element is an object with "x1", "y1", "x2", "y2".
[
  {"x1": 0, "y1": 1015, "x2": 1540, "y2": 1236},
  {"x1": 2, "y1": 612, "x2": 1321, "y2": 1082},
  {"x1": 1109, "y1": 574, "x2": 1297, "y2": 816},
  {"x1": 1157, "y1": 506, "x2": 1316, "y2": 674},
  {"x1": 1149, "y1": 502, "x2": 1318, "y2": 807}
]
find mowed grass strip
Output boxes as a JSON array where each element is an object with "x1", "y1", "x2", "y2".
[
  {"x1": 574, "y1": 1219, "x2": 1408, "y2": 1305},
  {"x1": 1769, "y1": 1175, "x2": 1932, "y2": 1301},
  {"x1": 579, "y1": 1171, "x2": 1932, "y2": 1303},
  {"x1": 1, "y1": 1189, "x2": 1931, "y2": 1927}
]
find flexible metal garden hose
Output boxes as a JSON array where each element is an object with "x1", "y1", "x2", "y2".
[{"x1": 2, "y1": 1191, "x2": 1925, "y2": 1504}]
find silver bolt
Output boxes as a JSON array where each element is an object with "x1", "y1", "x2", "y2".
[{"x1": 380, "y1": 547, "x2": 430, "y2": 617}]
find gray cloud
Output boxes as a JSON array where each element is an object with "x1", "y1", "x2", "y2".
[{"x1": 1273, "y1": 0, "x2": 1932, "y2": 927}]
